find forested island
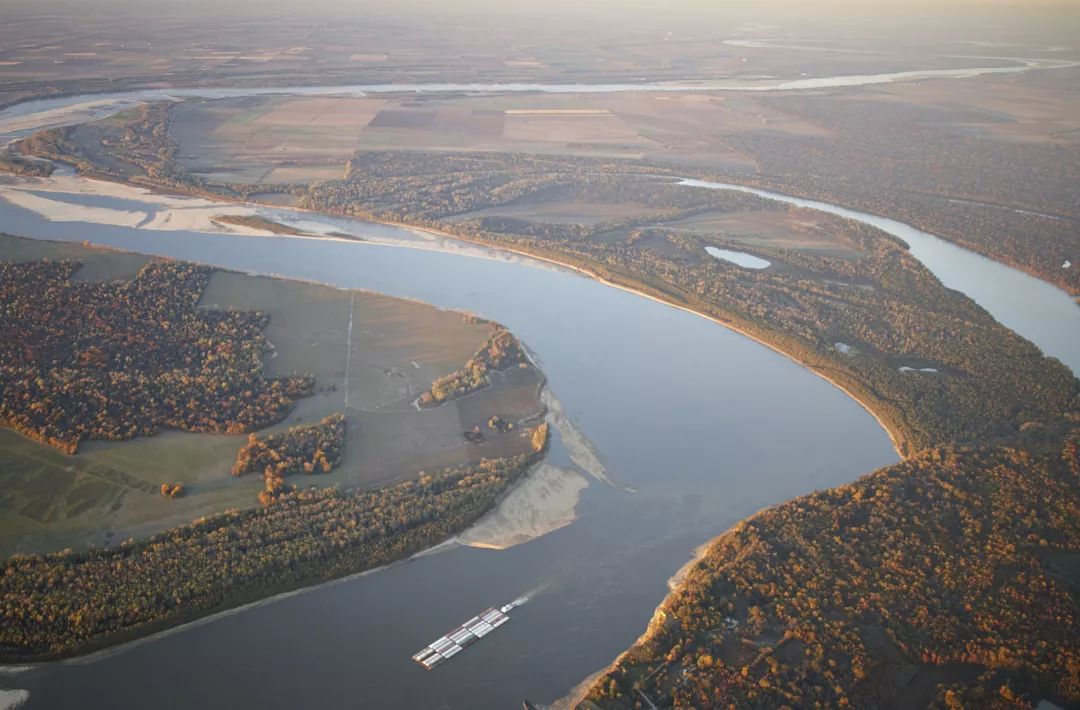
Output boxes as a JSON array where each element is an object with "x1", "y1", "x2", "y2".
[{"x1": 210, "y1": 214, "x2": 307, "y2": 236}]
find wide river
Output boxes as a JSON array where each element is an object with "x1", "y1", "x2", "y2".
[
  {"x1": 0, "y1": 173, "x2": 900, "y2": 709},
  {"x1": 0, "y1": 79, "x2": 1077, "y2": 708}
]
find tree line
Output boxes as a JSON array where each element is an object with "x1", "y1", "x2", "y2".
[{"x1": 0, "y1": 445, "x2": 547, "y2": 661}]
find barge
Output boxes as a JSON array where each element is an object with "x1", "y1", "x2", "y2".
[{"x1": 412, "y1": 600, "x2": 519, "y2": 670}]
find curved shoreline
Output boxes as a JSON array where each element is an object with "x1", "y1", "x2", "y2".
[
  {"x1": 1, "y1": 535, "x2": 464, "y2": 669},
  {"x1": 677, "y1": 176, "x2": 1080, "y2": 300},
  {"x1": 9, "y1": 169, "x2": 917, "y2": 449},
  {"x1": 0, "y1": 172, "x2": 909, "y2": 669},
  {"x1": 0, "y1": 442, "x2": 551, "y2": 666},
  {"x1": 40, "y1": 173, "x2": 918, "y2": 456},
  {"x1": 20, "y1": 151, "x2": 1075, "y2": 683},
  {"x1": 0, "y1": 234, "x2": 553, "y2": 666},
  {"x1": 303, "y1": 210, "x2": 911, "y2": 457}
]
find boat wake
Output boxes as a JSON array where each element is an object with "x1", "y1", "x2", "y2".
[{"x1": 0, "y1": 689, "x2": 28, "y2": 710}]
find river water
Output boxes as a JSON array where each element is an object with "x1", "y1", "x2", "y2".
[{"x1": 0, "y1": 175, "x2": 899, "y2": 709}]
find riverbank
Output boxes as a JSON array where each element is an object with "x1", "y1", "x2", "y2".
[
  {"x1": 0, "y1": 235, "x2": 554, "y2": 662},
  {"x1": 578, "y1": 433, "x2": 1080, "y2": 708},
  {"x1": 0, "y1": 447, "x2": 547, "y2": 664},
  {"x1": 6, "y1": 163, "x2": 1050, "y2": 462},
  {"x1": 3, "y1": 154, "x2": 1072, "y2": 706},
  {"x1": 17, "y1": 169, "x2": 917, "y2": 456}
]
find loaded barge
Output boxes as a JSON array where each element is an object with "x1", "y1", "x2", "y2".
[{"x1": 412, "y1": 599, "x2": 522, "y2": 670}]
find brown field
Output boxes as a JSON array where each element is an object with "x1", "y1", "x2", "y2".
[
  {"x1": 262, "y1": 164, "x2": 345, "y2": 182},
  {"x1": 0, "y1": 237, "x2": 544, "y2": 557},
  {"x1": 502, "y1": 108, "x2": 645, "y2": 144},
  {"x1": 252, "y1": 97, "x2": 385, "y2": 128},
  {"x1": 368, "y1": 108, "x2": 437, "y2": 129},
  {"x1": 447, "y1": 200, "x2": 663, "y2": 226},
  {"x1": 164, "y1": 89, "x2": 839, "y2": 177},
  {"x1": 431, "y1": 107, "x2": 506, "y2": 138},
  {"x1": 171, "y1": 96, "x2": 385, "y2": 183},
  {"x1": 863, "y1": 71, "x2": 1080, "y2": 145},
  {"x1": 664, "y1": 209, "x2": 866, "y2": 260}
]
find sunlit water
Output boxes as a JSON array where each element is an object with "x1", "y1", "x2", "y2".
[{"x1": 704, "y1": 246, "x2": 771, "y2": 269}]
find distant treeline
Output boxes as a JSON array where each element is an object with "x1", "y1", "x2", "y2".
[{"x1": 719, "y1": 93, "x2": 1080, "y2": 295}]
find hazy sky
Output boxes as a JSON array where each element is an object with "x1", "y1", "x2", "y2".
[{"x1": 5, "y1": 0, "x2": 1079, "y2": 44}]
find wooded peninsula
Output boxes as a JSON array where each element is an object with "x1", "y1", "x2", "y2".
[{"x1": 0, "y1": 243, "x2": 550, "y2": 661}]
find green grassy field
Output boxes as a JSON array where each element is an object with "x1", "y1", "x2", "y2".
[{"x1": 0, "y1": 236, "x2": 545, "y2": 558}]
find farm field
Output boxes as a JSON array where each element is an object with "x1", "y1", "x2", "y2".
[
  {"x1": 445, "y1": 200, "x2": 664, "y2": 226},
  {"x1": 161, "y1": 89, "x2": 844, "y2": 173},
  {"x1": 660, "y1": 209, "x2": 867, "y2": 261},
  {"x1": 0, "y1": 235, "x2": 545, "y2": 558},
  {"x1": 46, "y1": 63, "x2": 1079, "y2": 294},
  {"x1": 171, "y1": 96, "x2": 385, "y2": 183}
]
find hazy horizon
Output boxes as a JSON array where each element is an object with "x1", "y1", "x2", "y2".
[{"x1": 4, "y1": 0, "x2": 1079, "y2": 50}]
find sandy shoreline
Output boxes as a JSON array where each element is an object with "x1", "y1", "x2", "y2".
[
  {"x1": 458, "y1": 462, "x2": 589, "y2": 549},
  {"x1": 458, "y1": 388, "x2": 620, "y2": 550}
]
